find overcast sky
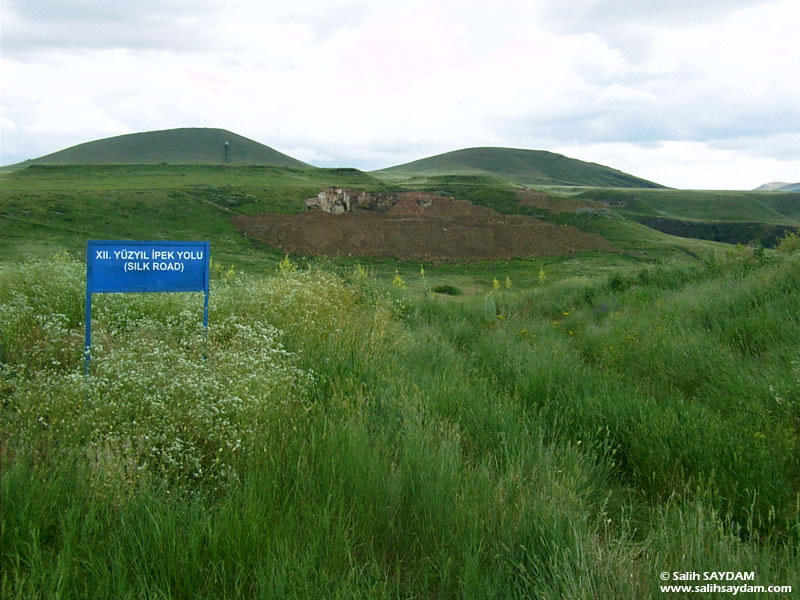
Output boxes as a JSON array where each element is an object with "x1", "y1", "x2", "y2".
[{"x1": 2, "y1": 0, "x2": 799, "y2": 189}]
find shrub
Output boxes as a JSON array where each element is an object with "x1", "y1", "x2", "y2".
[
  {"x1": 776, "y1": 230, "x2": 800, "y2": 254},
  {"x1": 432, "y1": 284, "x2": 462, "y2": 296}
]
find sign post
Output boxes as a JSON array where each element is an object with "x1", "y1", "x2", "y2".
[{"x1": 85, "y1": 240, "x2": 210, "y2": 373}]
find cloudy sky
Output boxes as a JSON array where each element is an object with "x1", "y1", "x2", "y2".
[{"x1": 2, "y1": 0, "x2": 799, "y2": 188}]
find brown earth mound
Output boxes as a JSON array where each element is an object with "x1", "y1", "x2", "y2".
[{"x1": 234, "y1": 191, "x2": 617, "y2": 261}]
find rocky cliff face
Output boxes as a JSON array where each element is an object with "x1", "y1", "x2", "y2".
[{"x1": 305, "y1": 188, "x2": 403, "y2": 213}]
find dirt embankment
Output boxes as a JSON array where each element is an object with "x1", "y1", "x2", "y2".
[{"x1": 233, "y1": 190, "x2": 617, "y2": 261}]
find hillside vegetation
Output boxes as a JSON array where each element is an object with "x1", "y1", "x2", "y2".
[
  {"x1": 570, "y1": 188, "x2": 800, "y2": 247},
  {"x1": 0, "y1": 164, "x2": 389, "y2": 267},
  {"x1": 1, "y1": 248, "x2": 799, "y2": 598},
  {"x1": 575, "y1": 188, "x2": 800, "y2": 224},
  {"x1": 373, "y1": 147, "x2": 664, "y2": 188},
  {"x1": 0, "y1": 163, "x2": 717, "y2": 272},
  {"x1": 2, "y1": 162, "x2": 800, "y2": 597},
  {"x1": 8, "y1": 128, "x2": 310, "y2": 168},
  {"x1": 410, "y1": 175, "x2": 799, "y2": 249}
]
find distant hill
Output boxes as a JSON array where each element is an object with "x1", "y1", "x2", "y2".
[
  {"x1": 373, "y1": 147, "x2": 664, "y2": 188},
  {"x1": 754, "y1": 182, "x2": 791, "y2": 191},
  {"x1": 10, "y1": 128, "x2": 310, "y2": 168},
  {"x1": 754, "y1": 181, "x2": 800, "y2": 192}
]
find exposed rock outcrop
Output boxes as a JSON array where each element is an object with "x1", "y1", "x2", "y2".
[{"x1": 305, "y1": 188, "x2": 398, "y2": 214}]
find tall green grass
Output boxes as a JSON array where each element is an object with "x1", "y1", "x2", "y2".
[{"x1": 2, "y1": 251, "x2": 799, "y2": 598}]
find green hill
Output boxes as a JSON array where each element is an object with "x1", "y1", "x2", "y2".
[
  {"x1": 373, "y1": 147, "x2": 664, "y2": 188},
  {"x1": 10, "y1": 128, "x2": 310, "y2": 168}
]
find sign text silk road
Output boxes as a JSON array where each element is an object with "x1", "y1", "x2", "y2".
[
  {"x1": 87, "y1": 240, "x2": 209, "y2": 293},
  {"x1": 85, "y1": 240, "x2": 210, "y2": 373}
]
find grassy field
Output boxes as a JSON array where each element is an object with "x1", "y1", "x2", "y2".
[
  {"x1": 1, "y1": 165, "x2": 799, "y2": 598},
  {"x1": 1, "y1": 248, "x2": 799, "y2": 598}
]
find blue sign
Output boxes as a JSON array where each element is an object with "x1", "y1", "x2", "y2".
[
  {"x1": 85, "y1": 240, "x2": 210, "y2": 373},
  {"x1": 87, "y1": 240, "x2": 209, "y2": 293}
]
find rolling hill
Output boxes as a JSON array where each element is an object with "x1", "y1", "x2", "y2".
[
  {"x1": 9, "y1": 128, "x2": 310, "y2": 168},
  {"x1": 373, "y1": 147, "x2": 664, "y2": 188}
]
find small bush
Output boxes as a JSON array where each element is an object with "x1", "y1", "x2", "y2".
[
  {"x1": 432, "y1": 284, "x2": 462, "y2": 296},
  {"x1": 776, "y1": 230, "x2": 800, "y2": 254}
]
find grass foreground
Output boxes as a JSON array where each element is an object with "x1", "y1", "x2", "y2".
[{"x1": 1, "y1": 246, "x2": 799, "y2": 599}]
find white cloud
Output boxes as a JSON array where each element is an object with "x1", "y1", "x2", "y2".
[
  {"x1": 1, "y1": 0, "x2": 799, "y2": 188},
  {"x1": 0, "y1": 0, "x2": 221, "y2": 54},
  {"x1": 538, "y1": 0, "x2": 775, "y2": 29},
  {"x1": 554, "y1": 140, "x2": 800, "y2": 190}
]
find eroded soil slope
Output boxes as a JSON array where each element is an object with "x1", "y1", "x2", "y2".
[{"x1": 233, "y1": 191, "x2": 617, "y2": 261}]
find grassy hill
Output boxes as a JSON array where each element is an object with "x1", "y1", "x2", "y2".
[
  {"x1": 373, "y1": 147, "x2": 664, "y2": 188},
  {"x1": 8, "y1": 128, "x2": 310, "y2": 168}
]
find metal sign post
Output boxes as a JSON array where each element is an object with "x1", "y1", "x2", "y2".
[{"x1": 85, "y1": 240, "x2": 210, "y2": 374}]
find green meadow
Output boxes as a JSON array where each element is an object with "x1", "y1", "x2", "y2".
[{"x1": 1, "y1": 164, "x2": 799, "y2": 598}]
